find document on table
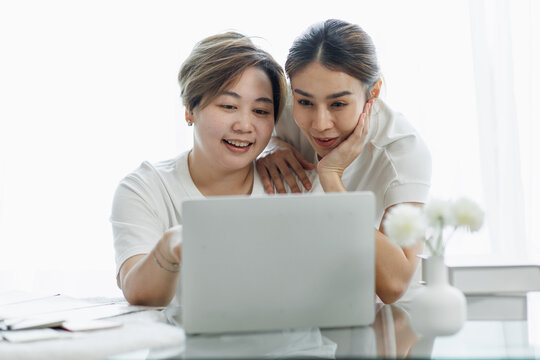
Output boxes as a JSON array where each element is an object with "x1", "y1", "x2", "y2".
[
  {"x1": 0, "y1": 291, "x2": 162, "y2": 333},
  {"x1": 1, "y1": 328, "x2": 75, "y2": 343}
]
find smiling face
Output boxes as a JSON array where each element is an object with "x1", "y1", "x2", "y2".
[
  {"x1": 190, "y1": 66, "x2": 275, "y2": 172},
  {"x1": 290, "y1": 62, "x2": 368, "y2": 158}
]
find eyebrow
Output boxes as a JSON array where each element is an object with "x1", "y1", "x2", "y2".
[
  {"x1": 222, "y1": 91, "x2": 273, "y2": 104},
  {"x1": 294, "y1": 89, "x2": 353, "y2": 99}
]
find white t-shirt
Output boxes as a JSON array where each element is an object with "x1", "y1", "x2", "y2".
[
  {"x1": 275, "y1": 98, "x2": 432, "y2": 227},
  {"x1": 110, "y1": 150, "x2": 270, "y2": 278},
  {"x1": 276, "y1": 98, "x2": 431, "y2": 303}
]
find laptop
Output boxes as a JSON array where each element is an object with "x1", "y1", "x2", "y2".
[{"x1": 179, "y1": 191, "x2": 375, "y2": 334}]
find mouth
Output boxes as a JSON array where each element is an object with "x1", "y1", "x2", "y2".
[
  {"x1": 313, "y1": 137, "x2": 339, "y2": 148},
  {"x1": 222, "y1": 139, "x2": 254, "y2": 152}
]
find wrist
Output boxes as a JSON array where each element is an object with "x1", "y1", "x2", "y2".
[
  {"x1": 318, "y1": 170, "x2": 346, "y2": 192},
  {"x1": 152, "y1": 246, "x2": 180, "y2": 274}
]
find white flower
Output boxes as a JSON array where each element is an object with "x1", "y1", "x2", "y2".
[
  {"x1": 424, "y1": 198, "x2": 453, "y2": 227},
  {"x1": 452, "y1": 197, "x2": 484, "y2": 232},
  {"x1": 384, "y1": 197, "x2": 484, "y2": 257},
  {"x1": 383, "y1": 204, "x2": 426, "y2": 248}
]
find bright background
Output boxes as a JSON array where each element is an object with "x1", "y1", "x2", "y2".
[{"x1": 0, "y1": 0, "x2": 538, "y2": 298}]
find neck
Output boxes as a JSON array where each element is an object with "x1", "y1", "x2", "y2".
[{"x1": 188, "y1": 149, "x2": 254, "y2": 197}]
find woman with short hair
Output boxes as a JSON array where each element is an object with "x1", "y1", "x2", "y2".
[{"x1": 111, "y1": 32, "x2": 288, "y2": 306}]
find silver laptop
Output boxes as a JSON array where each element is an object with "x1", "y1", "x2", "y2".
[{"x1": 179, "y1": 192, "x2": 375, "y2": 334}]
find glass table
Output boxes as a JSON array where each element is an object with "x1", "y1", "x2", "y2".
[{"x1": 109, "y1": 293, "x2": 540, "y2": 359}]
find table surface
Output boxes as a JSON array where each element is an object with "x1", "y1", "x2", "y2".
[
  {"x1": 2, "y1": 293, "x2": 540, "y2": 360},
  {"x1": 109, "y1": 293, "x2": 540, "y2": 360}
]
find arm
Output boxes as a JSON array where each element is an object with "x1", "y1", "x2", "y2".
[
  {"x1": 317, "y1": 174, "x2": 423, "y2": 303},
  {"x1": 118, "y1": 226, "x2": 182, "y2": 306},
  {"x1": 317, "y1": 100, "x2": 421, "y2": 303},
  {"x1": 320, "y1": 163, "x2": 423, "y2": 303},
  {"x1": 376, "y1": 204, "x2": 423, "y2": 304}
]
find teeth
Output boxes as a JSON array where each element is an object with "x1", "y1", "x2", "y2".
[{"x1": 224, "y1": 139, "x2": 251, "y2": 147}]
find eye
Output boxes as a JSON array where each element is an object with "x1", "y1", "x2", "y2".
[
  {"x1": 253, "y1": 109, "x2": 270, "y2": 115},
  {"x1": 331, "y1": 101, "x2": 347, "y2": 108},
  {"x1": 219, "y1": 104, "x2": 237, "y2": 110},
  {"x1": 297, "y1": 99, "x2": 312, "y2": 106}
]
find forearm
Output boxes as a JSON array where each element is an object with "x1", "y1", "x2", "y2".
[
  {"x1": 320, "y1": 169, "x2": 421, "y2": 303},
  {"x1": 119, "y1": 233, "x2": 181, "y2": 306},
  {"x1": 374, "y1": 229, "x2": 421, "y2": 304},
  {"x1": 121, "y1": 251, "x2": 179, "y2": 306}
]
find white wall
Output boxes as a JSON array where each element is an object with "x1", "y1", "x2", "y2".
[{"x1": 0, "y1": 0, "x2": 495, "y2": 297}]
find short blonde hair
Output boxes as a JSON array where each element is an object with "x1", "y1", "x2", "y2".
[{"x1": 179, "y1": 32, "x2": 287, "y2": 122}]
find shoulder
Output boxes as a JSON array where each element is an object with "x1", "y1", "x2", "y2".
[
  {"x1": 370, "y1": 101, "x2": 427, "y2": 150},
  {"x1": 365, "y1": 101, "x2": 432, "y2": 207},
  {"x1": 369, "y1": 101, "x2": 431, "y2": 171},
  {"x1": 115, "y1": 151, "x2": 189, "y2": 198}
]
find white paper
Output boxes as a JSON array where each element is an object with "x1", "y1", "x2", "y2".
[
  {"x1": 62, "y1": 319, "x2": 122, "y2": 332},
  {"x1": 1, "y1": 329, "x2": 74, "y2": 343},
  {"x1": 3, "y1": 300, "x2": 161, "y2": 330},
  {"x1": 0, "y1": 294, "x2": 99, "y2": 320},
  {"x1": 0, "y1": 291, "x2": 59, "y2": 307}
]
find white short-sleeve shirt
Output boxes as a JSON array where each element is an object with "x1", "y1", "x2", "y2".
[
  {"x1": 275, "y1": 98, "x2": 432, "y2": 227},
  {"x1": 110, "y1": 151, "x2": 270, "y2": 278},
  {"x1": 276, "y1": 98, "x2": 431, "y2": 303}
]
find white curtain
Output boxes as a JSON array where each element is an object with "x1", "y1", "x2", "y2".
[{"x1": 468, "y1": 0, "x2": 539, "y2": 260}]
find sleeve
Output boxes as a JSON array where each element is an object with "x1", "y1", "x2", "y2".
[
  {"x1": 110, "y1": 169, "x2": 167, "y2": 279},
  {"x1": 383, "y1": 133, "x2": 432, "y2": 209}
]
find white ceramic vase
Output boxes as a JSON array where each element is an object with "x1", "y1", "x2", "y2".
[{"x1": 409, "y1": 255, "x2": 467, "y2": 336}]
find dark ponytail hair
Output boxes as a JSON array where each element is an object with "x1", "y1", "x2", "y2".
[{"x1": 285, "y1": 19, "x2": 381, "y2": 97}]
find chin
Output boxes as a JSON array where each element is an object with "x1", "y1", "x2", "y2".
[{"x1": 312, "y1": 145, "x2": 329, "y2": 158}]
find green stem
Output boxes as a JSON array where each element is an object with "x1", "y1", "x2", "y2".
[{"x1": 425, "y1": 236, "x2": 436, "y2": 255}]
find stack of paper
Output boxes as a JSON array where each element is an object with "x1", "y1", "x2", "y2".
[{"x1": 0, "y1": 291, "x2": 163, "y2": 343}]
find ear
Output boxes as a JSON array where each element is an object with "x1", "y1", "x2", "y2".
[
  {"x1": 370, "y1": 79, "x2": 382, "y2": 99},
  {"x1": 185, "y1": 108, "x2": 194, "y2": 126}
]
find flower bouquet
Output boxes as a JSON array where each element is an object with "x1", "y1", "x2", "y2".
[
  {"x1": 383, "y1": 197, "x2": 484, "y2": 336},
  {"x1": 383, "y1": 197, "x2": 484, "y2": 256}
]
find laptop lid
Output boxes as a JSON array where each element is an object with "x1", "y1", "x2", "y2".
[{"x1": 180, "y1": 191, "x2": 375, "y2": 334}]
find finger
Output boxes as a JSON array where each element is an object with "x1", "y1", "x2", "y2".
[
  {"x1": 362, "y1": 100, "x2": 371, "y2": 115},
  {"x1": 359, "y1": 112, "x2": 369, "y2": 145},
  {"x1": 256, "y1": 161, "x2": 275, "y2": 194},
  {"x1": 367, "y1": 99, "x2": 375, "y2": 118},
  {"x1": 350, "y1": 113, "x2": 367, "y2": 146},
  {"x1": 287, "y1": 159, "x2": 312, "y2": 191},
  {"x1": 275, "y1": 159, "x2": 302, "y2": 193},
  {"x1": 259, "y1": 159, "x2": 287, "y2": 194},
  {"x1": 291, "y1": 147, "x2": 315, "y2": 170},
  {"x1": 361, "y1": 112, "x2": 367, "y2": 133},
  {"x1": 268, "y1": 165, "x2": 287, "y2": 193},
  {"x1": 365, "y1": 110, "x2": 371, "y2": 134}
]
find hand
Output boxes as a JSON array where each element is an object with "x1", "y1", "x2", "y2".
[
  {"x1": 318, "y1": 99, "x2": 374, "y2": 178},
  {"x1": 256, "y1": 137, "x2": 315, "y2": 194},
  {"x1": 162, "y1": 225, "x2": 182, "y2": 262}
]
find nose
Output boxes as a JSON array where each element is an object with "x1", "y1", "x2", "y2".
[
  {"x1": 232, "y1": 109, "x2": 254, "y2": 133},
  {"x1": 312, "y1": 108, "x2": 333, "y2": 132}
]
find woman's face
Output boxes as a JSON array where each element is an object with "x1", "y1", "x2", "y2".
[
  {"x1": 290, "y1": 62, "x2": 367, "y2": 158},
  {"x1": 191, "y1": 66, "x2": 275, "y2": 171}
]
